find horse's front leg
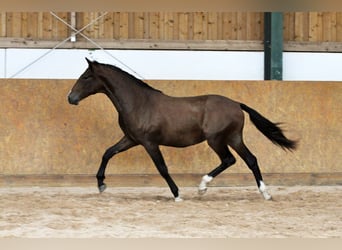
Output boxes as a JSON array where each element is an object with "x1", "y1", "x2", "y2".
[
  {"x1": 96, "y1": 136, "x2": 137, "y2": 192},
  {"x1": 143, "y1": 144, "x2": 182, "y2": 202}
]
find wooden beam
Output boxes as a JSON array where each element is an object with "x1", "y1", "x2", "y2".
[
  {"x1": 0, "y1": 37, "x2": 264, "y2": 50},
  {"x1": 284, "y1": 41, "x2": 342, "y2": 52},
  {"x1": 0, "y1": 37, "x2": 341, "y2": 52}
]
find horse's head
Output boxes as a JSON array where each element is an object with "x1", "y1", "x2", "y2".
[{"x1": 68, "y1": 58, "x2": 105, "y2": 105}]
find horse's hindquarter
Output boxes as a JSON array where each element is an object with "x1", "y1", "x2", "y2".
[{"x1": 202, "y1": 95, "x2": 244, "y2": 136}]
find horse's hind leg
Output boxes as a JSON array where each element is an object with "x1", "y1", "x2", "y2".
[
  {"x1": 199, "y1": 141, "x2": 236, "y2": 195},
  {"x1": 230, "y1": 139, "x2": 272, "y2": 200}
]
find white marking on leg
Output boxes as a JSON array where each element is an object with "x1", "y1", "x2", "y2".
[
  {"x1": 259, "y1": 181, "x2": 272, "y2": 200},
  {"x1": 198, "y1": 175, "x2": 213, "y2": 195},
  {"x1": 259, "y1": 180, "x2": 266, "y2": 192},
  {"x1": 175, "y1": 196, "x2": 183, "y2": 202}
]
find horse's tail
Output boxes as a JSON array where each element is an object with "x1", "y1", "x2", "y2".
[{"x1": 240, "y1": 103, "x2": 297, "y2": 151}]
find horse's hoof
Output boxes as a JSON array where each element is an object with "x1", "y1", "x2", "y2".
[
  {"x1": 98, "y1": 184, "x2": 107, "y2": 193},
  {"x1": 262, "y1": 192, "x2": 272, "y2": 201},
  {"x1": 175, "y1": 196, "x2": 183, "y2": 202},
  {"x1": 198, "y1": 187, "x2": 207, "y2": 195}
]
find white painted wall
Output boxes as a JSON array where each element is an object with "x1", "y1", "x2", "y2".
[
  {"x1": 283, "y1": 52, "x2": 342, "y2": 81},
  {"x1": 0, "y1": 48, "x2": 341, "y2": 81},
  {"x1": 0, "y1": 49, "x2": 5, "y2": 77}
]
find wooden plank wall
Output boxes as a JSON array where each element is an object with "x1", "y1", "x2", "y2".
[
  {"x1": 1, "y1": 12, "x2": 342, "y2": 43},
  {"x1": 0, "y1": 12, "x2": 264, "y2": 41},
  {"x1": 0, "y1": 80, "x2": 341, "y2": 187},
  {"x1": 0, "y1": 12, "x2": 69, "y2": 40},
  {"x1": 283, "y1": 12, "x2": 342, "y2": 42}
]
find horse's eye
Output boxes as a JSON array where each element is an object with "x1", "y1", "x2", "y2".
[{"x1": 83, "y1": 75, "x2": 91, "y2": 80}]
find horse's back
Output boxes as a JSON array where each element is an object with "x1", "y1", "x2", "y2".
[{"x1": 159, "y1": 94, "x2": 244, "y2": 133}]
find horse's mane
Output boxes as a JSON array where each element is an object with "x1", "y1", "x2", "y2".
[{"x1": 101, "y1": 63, "x2": 162, "y2": 93}]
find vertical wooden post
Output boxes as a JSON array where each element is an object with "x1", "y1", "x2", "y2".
[
  {"x1": 70, "y1": 12, "x2": 76, "y2": 42},
  {"x1": 264, "y1": 12, "x2": 283, "y2": 80}
]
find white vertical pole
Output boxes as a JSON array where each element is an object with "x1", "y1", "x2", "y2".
[{"x1": 70, "y1": 12, "x2": 77, "y2": 42}]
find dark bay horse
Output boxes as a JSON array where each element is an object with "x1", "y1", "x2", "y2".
[{"x1": 68, "y1": 59, "x2": 297, "y2": 201}]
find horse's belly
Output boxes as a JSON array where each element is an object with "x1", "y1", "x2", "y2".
[{"x1": 160, "y1": 127, "x2": 205, "y2": 147}]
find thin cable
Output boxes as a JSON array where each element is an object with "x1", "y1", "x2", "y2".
[
  {"x1": 50, "y1": 11, "x2": 108, "y2": 38},
  {"x1": 9, "y1": 36, "x2": 71, "y2": 78},
  {"x1": 10, "y1": 12, "x2": 114, "y2": 78},
  {"x1": 51, "y1": 12, "x2": 145, "y2": 79},
  {"x1": 9, "y1": 12, "x2": 106, "y2": 78},
  {"x1": 78, "y1": 33, "x2": 145, "y2": 79}
]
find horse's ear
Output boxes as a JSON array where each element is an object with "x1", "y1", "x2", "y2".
[
  {"x1": 85, "y1": 57, "x2": 95, "y2": 72},
  {"x1": 85, "y1": 58, "x2": 100, "y2": 70},
  {"x1": 85, "y1": 57, "x2": 92, "y2": 65}
]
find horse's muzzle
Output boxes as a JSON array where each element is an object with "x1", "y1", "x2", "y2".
[{"x1": 68, "y1": 93, "x2": 79, "y2": 105}]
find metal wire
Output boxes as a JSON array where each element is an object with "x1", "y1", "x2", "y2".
[
  {"x1": 50, "y1": 12, "x2": 145, "y2": 79},
  {"x1": 9, "y1": 12, "x2": 144, "y2": 79},
  {"x1": 9, "y1": 36, "x2": 71, "y2": 78}
]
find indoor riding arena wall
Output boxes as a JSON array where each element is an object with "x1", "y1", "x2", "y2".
[{"x1": 0, "y1": 80, "x2": 341, "y2": 187}]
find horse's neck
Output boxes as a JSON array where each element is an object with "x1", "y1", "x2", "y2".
[{"x1": 103, "y1": 71, "x2": 150, "y2": 114}]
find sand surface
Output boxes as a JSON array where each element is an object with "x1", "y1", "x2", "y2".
[{"x1": 0, "y1": 186, "x2": 341, "y2": 238}]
